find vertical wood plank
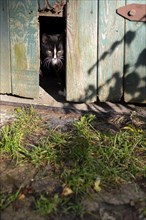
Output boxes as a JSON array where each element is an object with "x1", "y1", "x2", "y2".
[
  {"x1": 98, "y1": 0, "x2": 125, "y2": 101},
  {"x1": 124, "y1": 0, "x2": 146, "y2": 103},
  {"x1": 9, "y1": 0, "x2": 39, "y2": 98},
  {"x1": 0, "y1": 0, "x2": 11, "y2": 93},
  {"x1": 66, "y1": 0, "x2": 98, "y2": 102}
]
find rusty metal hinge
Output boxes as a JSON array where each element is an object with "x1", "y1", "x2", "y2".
[{"x1": 116, "y1": 4, "x2": 146, "y2": 22}]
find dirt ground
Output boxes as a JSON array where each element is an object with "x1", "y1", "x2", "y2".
[
  {"x1": 0, "y1": 98, "x2": 146, "y2": 220},
  {"x1": 1, "y1": 83, "x2": 146, "y2": 114}
]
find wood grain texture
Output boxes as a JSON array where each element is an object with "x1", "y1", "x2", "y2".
[
  {"x1": 0, "y1": 0, "x2": 11, "y2": 93},
  {"x1": 98, "y1": 0, "x2": 125, "y2": 101},
  {"x1": 38, "y1": 0, "x2": 58, "y2": 10},
  {"x1": 9, "y1": 0, "x2": 39, "y2": 98},
  {"x1": 66, "y1": 0, "x2": 98, "y2": 102},
  {"x1": 124, "y1": 0, "x2": 146, "y2": 103}
]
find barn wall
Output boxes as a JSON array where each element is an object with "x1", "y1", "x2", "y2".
[
  {"x1": 98, "y1": 0, "x2": 125, "y2": 102},
  {"x1": 124, "y1": 0, "x2": 146, "y2": 103},
  {"x1": 0, "y1": 0, "x2": 11, "y2": 93},
  {"x1": 0, "y1": 0, "x2": 145, "y2": 103},
  {"x1": 66, "y1": 0, "x2": 98, "y2": 102},
  {"x1": 9, "y1": 0, "x2": 39, "y2": 98}
]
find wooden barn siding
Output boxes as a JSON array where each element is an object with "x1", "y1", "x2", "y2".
[
  {"x1": 66, "y1": 0, "x2": 98, "y2": 102},
  {"x1": 0, "y1": 0, "x2": 11, "y2": 93},
  {"x1": 98, "y1": 0, "x2": 125, "y2": 102},
  {"x1": 66, "y1": 0, "x2": 146, "y2": 103},
  {"x1": 124, "y1": 0, "x2": 146, "y2": 103},
  {"x1": 9, "y1": 0, "x2": 39, "y2": 98},
  {"x1": 0, "y1": 0, "x2": 145, "y2": 103}
]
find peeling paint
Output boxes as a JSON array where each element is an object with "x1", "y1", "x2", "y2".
[{"x1": 14, "y1": 43, "x2": 27, "y2": 70}]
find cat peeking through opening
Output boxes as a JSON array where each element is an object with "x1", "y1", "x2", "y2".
[{"x1": 40, "y1": 33, "x2": 66, "y2": 96}]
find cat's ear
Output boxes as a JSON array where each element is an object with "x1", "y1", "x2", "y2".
[
  {"x1": 57, "y1": 33, "x2": 65, "y2": 41},
  {"x1": 42, "y1": 33, "x2": 49, "y2": 44}
]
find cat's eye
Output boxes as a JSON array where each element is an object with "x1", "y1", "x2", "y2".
[
  {"x1": 48, "y1": 50, "x2": 52, "y2": 54},
  {"x1": 57, "y1": 50, "x2": 62, "y2": 54}
]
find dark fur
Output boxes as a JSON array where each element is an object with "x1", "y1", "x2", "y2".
[{"x1": 40, "y1": 33, "x2": 65, "y2": 91}]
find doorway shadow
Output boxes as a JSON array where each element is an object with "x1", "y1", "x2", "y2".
[
  {"x1": 39, "y1": 16, "x2": 66, "y2": 102},
  {"x1": 39, "y1": 73, "x2": 66, "y2": 102}
]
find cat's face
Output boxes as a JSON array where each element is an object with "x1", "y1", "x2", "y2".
[{"x1": 41, "y1": 33, "x2": 64, "y2": 72}]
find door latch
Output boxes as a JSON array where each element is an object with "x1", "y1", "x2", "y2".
[{"x1": 116, "y1": 4, "x2": 146, "y2": 22}]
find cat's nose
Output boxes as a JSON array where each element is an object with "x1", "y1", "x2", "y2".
[{"x1": 52, "y1": 58, "x2": 57, "y2": 65}]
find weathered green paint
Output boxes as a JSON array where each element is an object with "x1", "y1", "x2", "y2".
[
  {"x1": 0, "y1": 0, "x2": 145, "y2": 103},
  {"x1": 38, "y1": 0, "x2": 58, "y2": 9},
  {"x1": 14, "y1": 44, "x2": 27, "y2": 70},
  {"x1": 124, "y1": 0, "x2": 146, "y2": 103},
  {"x1": 98, "y1": 0, "x2": 125, "y2": 101},
  {"x1": 0, "y1": 0, "x2": 11, "y2": 93},
  {"x1": 9, "y1": 0, "x2": 39, "y2": 98},
  {"x1": 66, "y1": 0, "x2": 98, "y2": 102}
]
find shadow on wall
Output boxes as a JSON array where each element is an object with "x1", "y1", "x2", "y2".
[
  {"x1": 39, "y1": 21, "x2": 145, "y2": 114},
  {"x1": 60, "y1": 24, "x2": 145, "y2": 115},
  {"x1": 124, "y1": 48, "x2": 146, "y2": 103},
  {"x1": 86, "y1": 23, "x2": 146, "y2": 104}
]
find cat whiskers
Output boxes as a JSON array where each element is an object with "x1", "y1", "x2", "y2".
[
  {"x1": 43, "y1": 57, "x2": 64, "y2": 72},
  {"x1": 43, "y1": 57, "x2": 52, "y2": 69},
  {"x1": 60, "y1": 55, "x2": 64, "y2": 61},
  {"x1": 57, "y1": 59, "x2": 64, "y2": 71}
]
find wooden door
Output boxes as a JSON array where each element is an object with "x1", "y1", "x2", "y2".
[
  {"x1": 98, "y1": 0, "x2": 125, "y2": 102},
  {"x1": 0, "y1": 0, "x2": 11, "y2": 93},
  {"x1": 66, "y1": 0, "x2": 98, "y2": 102},
  {"x1": 98, "y1": 0, "x2": 146, "y2": 103},
  {"x1": 66, "y1": 0, "x2": 146, "y2": 103},
  {"x1": 1, "y1": 0, "x2": 145, "y2": 103},
  {"x1": 0, "y1": 0, "x2": 39, "y2": 98},
  {"x1": 9, "y1": 0, "x2": 39, "y2": 98},
  {"x1": 124, "y1": 0, "x2": 146, "y2": 103}
]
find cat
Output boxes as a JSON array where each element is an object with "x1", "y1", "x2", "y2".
[{"x1": 40, "y1": 33, "x2": 65, "y2": 95}]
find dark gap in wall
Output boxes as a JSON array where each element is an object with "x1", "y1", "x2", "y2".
[{"x1": 39, "y1": 16, "x2": 66, "y2": 102}]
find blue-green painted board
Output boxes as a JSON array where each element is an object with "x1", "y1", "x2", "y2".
[
  {"x1": 9, "y1": 0, "x2": 39, "y2": 98},
  {"x1": 0, "y1": 0, "x2": 145, "y2": 103},
  {"x1": 38, "y1": 0, "x2": 57, "y2": 8},
  {"x1": 0, "y1": 0, "x2": 11, "y2": 93},
  {"x1": 98, "y1": 0, "x2": 125, "y2": 101},
  {"x1": 66, "y1": 0, "x2": 98, "y2": 102},
  {"x1": 124, "y1": 0, "x2": 146, "y2": 103}
]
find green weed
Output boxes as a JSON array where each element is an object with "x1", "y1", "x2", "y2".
[
  {"x1": 0, "y1": 190, "x2": 20, "y2": 211},
  {"x1": 0, "y1": 106, "x2": 41, "y2": 161},
  {"x1": 36, "y1": 194, "x2": 60, "y2": 215},
  {"x1": 0, "y1": 109, "x2": 146, "y2": 217}
]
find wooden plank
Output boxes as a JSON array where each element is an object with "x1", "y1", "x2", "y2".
[
  {"x1": 98, "y1": 0, "x2": 125, "y2": 101},
  {"x1": 38, "y1": 0, "x2": 58, "y2": 10},
  {"x1": 0, "y1": 0, "x2": 11, "y2": 93},
  {"x1": 66, "y1": 0, "x2": 98, "y2": 102},
  {"x1": 9, "y1": 0, "x2": 39, "y2": 98},
  {"x1": 124, "y1": 0, "x2": 146, "y2": 103}
]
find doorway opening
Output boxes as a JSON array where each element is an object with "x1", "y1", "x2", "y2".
[{"x1": 39, "y1": 16, "x2": 66, "y2": 102}]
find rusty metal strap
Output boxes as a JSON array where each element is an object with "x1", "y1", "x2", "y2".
[
  {"x1": 38, "y1": 0, "x2": 66, "y2": 14},
  {"x1": 116, "y1": 4, "x2": 146, "y2": 22}
]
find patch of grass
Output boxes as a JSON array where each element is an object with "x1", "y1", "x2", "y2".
[
  {"x1": 60, "y1": 115, "x2": 146, "y2": 190},
  {"x1": 36, "y1": 194, "x2": 60, "y2": 215},
  {"x1": 60, "y1": 197, "x2": 85, "y2": 217},
  {"x1": 0, "y1": 190, "x2": 20, "y2": 211},
  {"x1": 36, "y1": 194, "x2": 84, "y2": 217},
  {"x1": 35, "y1": 114, "x2": 145, "y2": 217},
  {"x1": 0, "y1": 106, "x2": 42, "y2": 161},
  {"x1": 0, "y1": 108, "x2": 146, "y2": 217}
]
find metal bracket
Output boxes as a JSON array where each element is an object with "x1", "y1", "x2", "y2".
[{"x1": 116, "y1": 4, "x2": 146, "y2": 22}]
